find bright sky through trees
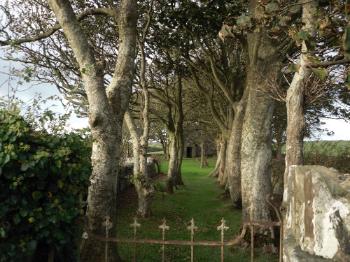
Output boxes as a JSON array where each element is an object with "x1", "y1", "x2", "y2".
[
  {"x1": 0, "y1": 51, "x2": 88, "y2": 130},
  {"x1": 0, "y1": 51, "x2": 349, "y2": 140}
]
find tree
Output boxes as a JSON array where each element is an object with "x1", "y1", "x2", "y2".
[
  {"x1": 124, "y1": 0, "x2": 154, "y2": 217},
  {"x1": 149, "y1": 68, "x2": 185, "y2": 193},
  {"x1": 190, "y1": 72, "x2": 230, "y2": 184},
  {"x1": 149, "y1": 121, "x2": 168, "y2": 157},
  {"x1": 140, "y1": 0, "x2": 195, "y2": 193},
  {"x1": 284, "y1": 0, "x2": 318, "y2": 185},
  {"x1": 219, "y1": 0, "x2": 302, "y2": 221},
  {"x1": 1, "y1": 0, "x2": 137, "y2": 260},
  {"x1": 176, "y1": 1, "x2": 247, "y2": 205},
  {"x1": 190, "y1": 58, "x2": 247, "y2": 205},
  {"x1": 181, "y1": 79, "x2": 219, "y2": 168},
  {"x1": 47, "y1": 1, "x2": 137, "y2": 260}
]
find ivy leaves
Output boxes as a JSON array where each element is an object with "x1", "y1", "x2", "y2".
[{"x1": 0, "y1": 110, "x2": 91, "y2": 261}]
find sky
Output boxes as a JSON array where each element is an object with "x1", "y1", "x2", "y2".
[
  {"x1": 0, "y1": 49, "x2": 89, "y2": 130},
  {"x1": 318, "y1": 118, "x2": 350, "y2": 140},
  {"x1": 0, "y1": 49, "x2": 349, "y2": 140}
]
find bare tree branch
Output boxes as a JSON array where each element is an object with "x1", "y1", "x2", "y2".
[{"x1": 0, "y1": 8, "x2": 116, "y2": 46}]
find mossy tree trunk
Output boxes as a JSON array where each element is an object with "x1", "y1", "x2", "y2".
[
  {"x1": 240, "y1": 10, "x2": 280, "y2": 220},
  {"x1": 241, "y1": 66, "x2": 276, "y2": 222}
]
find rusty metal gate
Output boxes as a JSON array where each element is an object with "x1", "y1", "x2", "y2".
[{"x1": 89, "y1": 195, "x2": 282, "y2": 262}]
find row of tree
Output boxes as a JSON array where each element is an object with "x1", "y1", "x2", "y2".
[{"x1": 1, "y1": 0, "x2": 350, "y2": 261}]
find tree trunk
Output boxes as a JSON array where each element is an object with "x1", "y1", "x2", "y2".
[
  {"x1": 275, "y1": 138, "x2": 283, "y2": 160},
  {"x1": 239, "y1": 0, "x2": 285, "y2": 222},
  {"x1": 218, "y1": 139, "x2": 227, "y2": 186},
  {"x1": 174, "y1": 75, "x2": 185, "y2": 186},
  {"x1": 124, "y1": 111, "x2": 153, "y2": 217},
  {"x1": 209, "y1": 138, "x2": 222, "y2": 177},
  {"x1": 240, "y1": 22, "x2": 283, "y2": 221},
  {"x1": 166, "y1": 131, "x2": 179, "y2": 193},
  {"x1": 200, "y1": 141, "x2": 208, "y2": 168},
  {"x1": 48, "y1": 1, "x2": 137, "y2": 261},
  {"x1": 226, "y1": 92, "x2": 248, "y2": 208},
  {"x1": 284, "y1": 1, "x2": 317, "y2": 185},
  {"x1": 166, "y1": 74, "x2": 184, "y2": 192},
  {"x1": 241, "y1": 66, "x2": 276, "y2": 222},
  {"x1": 175, "y1": 132, "x2": 184, "y2": 185},
  {"x1": 159, "y1": 134, "x2": 168, "y2": 158},
  {"x1": 80, "y1": 122, "x2": 122, "y2": 261},
  {"x1": 135, "y1": 22, "x2": 155, "y2": 217},
  {"x1": 283, "y1": 2, "x2": 318, "y2": 257}
]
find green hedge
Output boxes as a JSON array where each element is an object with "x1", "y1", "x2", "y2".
[{"x1": 0, "y1": 110, "x2": 91, "y2": 261}]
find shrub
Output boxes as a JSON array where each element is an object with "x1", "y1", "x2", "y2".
[{"x1": 0, "y1": 110, "x2": 91, "y2": 261}]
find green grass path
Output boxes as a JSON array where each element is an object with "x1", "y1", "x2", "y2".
[{"x1": 117, "y1": 159, "x2": 277, "y2": 261}]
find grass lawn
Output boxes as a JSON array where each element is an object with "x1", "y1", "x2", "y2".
[{"x1": 117, "y1": 158, "x2": 278, "y2": 261}]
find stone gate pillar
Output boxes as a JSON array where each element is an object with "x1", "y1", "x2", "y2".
[{"x1": 283, "y1": 165, "x2": 350, "y2": 261}]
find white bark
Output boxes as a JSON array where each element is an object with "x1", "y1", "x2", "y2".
[
  {"x1": 226, "y1": 92, "x2": 248, "y2": 207},
  {"x1": 209, "y1": 138, "x2": 223, "y2": 177},
  {"x1": 123, "y1": 8, "x2": 154, "y2": 216},
  {"x1": 124, "y1": 110, "x2": 154, "y2": 217},
  {"x1": 47, "y1": 0, "x2": 137, "y2": 260},
  {"x1": 283, "y1": 1, "x2": 318, "y2": 258},
  {"x1": 166, "y1": 131, "x2": 179, "y2": 193},
  {"x1": 125, "y1": 110, "x2": 141, "y2": 175},
  {"x1": 217, "y1": 139, "x2": 227, "y2": 186},
  {"x1": 166, "y1": 75, "x2": 185, "y2": 192},
  {"x1": 284, "y1": 0, "x2": 318, "y2": 184},
  {"x1": 200, "y1": 141, "x2": 208, "y2": 168}
]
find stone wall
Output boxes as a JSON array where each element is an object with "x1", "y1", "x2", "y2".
[{"x1": 283, "y1": 165, "x2": 350, "y2": 261}]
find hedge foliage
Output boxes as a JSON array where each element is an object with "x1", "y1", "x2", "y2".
[{"x1": 0, "y1": 110, "x2": 91, "y2": 261}]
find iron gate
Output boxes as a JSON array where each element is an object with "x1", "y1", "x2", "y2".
[{"x1": 86, "y1": 195, "x2": 282, "y2": 262}]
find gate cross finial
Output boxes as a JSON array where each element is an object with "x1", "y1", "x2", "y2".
[
  {"x1": 130, "y1": 217, "x2": 141, "y2": 262},
  {"x1": 130, "y1": 217, "x2": 141, "y2": 237},
  {"x1": 217, "y1": 218, "x2": 229, "y2": 262},
  {"x1": 187, "y1": 218, "x2": 198, "y2": 234},
  {"x1": 103, "y1": 216, "x2": 113, "y2": 262},
  {"x1": 159, "y1": 218, "x2": 170, "y2": 232},
  {"x1": 130, "y1": 217, "x2": 141, "y2": 229},
  {"x1": 217, "y1": 218, "x2": 229, "y2": 232},
  {"x1": 159, "y1": 218, "x2": 169, "y2": 262},
  {"x1": 103, "y1": 215, "x2": 113, "y2": 230},
  {"x1": 187, "y1": 218, "x2": 198, "y2": 262}
]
